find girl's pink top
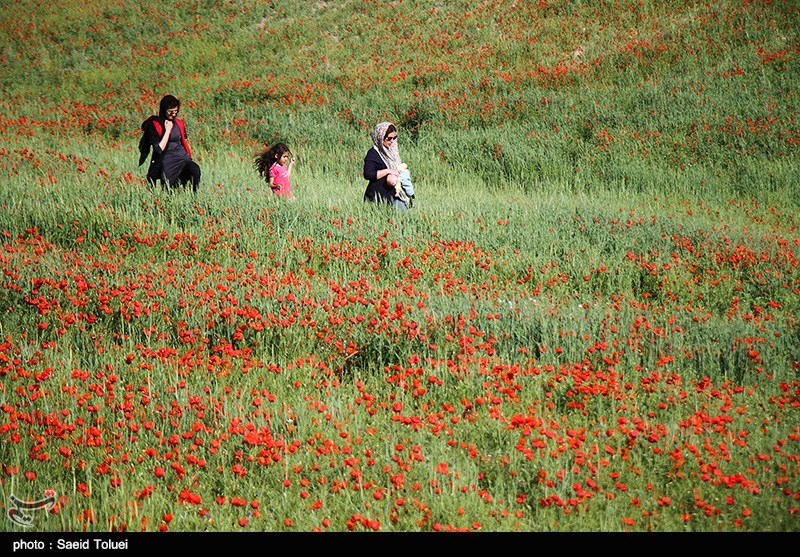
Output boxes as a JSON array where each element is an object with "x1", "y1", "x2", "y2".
[{"x1": 269, "y1": 163, "x2": 293, "y2": 198}]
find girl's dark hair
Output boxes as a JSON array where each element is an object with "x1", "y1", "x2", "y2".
[
  {"x1": 158, "y1": 95, "x2": 180, "y2": 119},
  {"x1": 254, "y1": 142, "x2": 291, "y2": 179},
  {"x1": 384, "y1": 124, "x2": 396, "y2": 139}
]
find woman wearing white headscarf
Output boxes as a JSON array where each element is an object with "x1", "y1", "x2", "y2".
[{"x1": 363, "y1": 122, "x2": 411, "y2": 209}]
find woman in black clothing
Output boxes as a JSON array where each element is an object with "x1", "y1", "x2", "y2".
[
  {"x1": 362, "y1": 122, "x2": 410, "y2": 209},
  {"x1": 139, "y1": 95, "x2": 201, "y2": 192}
]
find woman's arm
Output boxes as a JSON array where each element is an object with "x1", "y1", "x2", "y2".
[
  {"x1": 363, "y1": 151, "x2": 399, "y2": 181},
  {"x1": 146, "y1": 119, "x2": 171, "y2": 156},
  {"x1": 157, "y1": 120, "x2": 173, "y2": 153},
  {"x1": 363, "y1": 152, "x2": 380, "y2": 181},
  {"x1": 377, "y1": 168, "x2": 398, "y2": 180}
]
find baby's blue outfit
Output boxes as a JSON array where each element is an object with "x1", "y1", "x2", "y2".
[
  {"x1": 399, "y1": 169, "x2": 414, "y2": 198},
  {"x1": 394, "y1": 168, "x2": 415, "y2": 211}
]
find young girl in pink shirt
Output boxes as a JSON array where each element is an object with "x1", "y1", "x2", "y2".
[{"x1": 255, "y1": 142, "x2": 296, "y2": 199}]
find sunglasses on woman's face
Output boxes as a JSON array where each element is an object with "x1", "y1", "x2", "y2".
[{"x1": 384, "y1": 135, "x2": 397, "y2": 142}]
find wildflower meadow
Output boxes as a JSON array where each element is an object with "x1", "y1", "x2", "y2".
[{"x1": 0, "y1": 0, "x2": 798, "y2": 535}]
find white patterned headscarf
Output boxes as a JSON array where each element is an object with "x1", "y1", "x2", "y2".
[{"x1": 371, "y1": 121, "x2": 401, "y2": 170}]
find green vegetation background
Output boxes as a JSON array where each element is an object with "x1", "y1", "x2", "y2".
[{"x1": 2, "y1": 0, "x2": 797, "y2": 203}]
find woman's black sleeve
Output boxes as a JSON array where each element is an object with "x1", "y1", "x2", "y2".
[
  {"x1": 147, "y1": 121, "x2": 164, "y2": 157},
  {"x1": 363, "y1": 151, "x2": 380, "y2": 181}
]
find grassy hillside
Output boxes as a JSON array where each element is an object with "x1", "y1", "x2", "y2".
[{"x1": 1, "y1": 0, "x2": 798, "y2": 196}]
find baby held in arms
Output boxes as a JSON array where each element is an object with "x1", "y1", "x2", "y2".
[{"x1": 395, "y1": 163, "x2": 414, "y2": 206}]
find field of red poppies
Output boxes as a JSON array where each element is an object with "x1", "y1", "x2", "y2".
[{"x1": 1, "y1": 0, "x2": 798, "y2": 532}]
